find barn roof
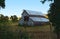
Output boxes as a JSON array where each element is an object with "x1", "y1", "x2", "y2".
[
  {"x1": 24, "y1": 10, "x2": 44, "y2": 16},
  {"x1": 29, "y1": 17, "x2": 49, "y2": 22}
]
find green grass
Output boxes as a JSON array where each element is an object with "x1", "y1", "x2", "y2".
[
  {"x1": 18, "y1": 25, "x2": 51, "y2": 32},
  {"x1": 0, "y1": 22, "x2": 53, "y2": 39}
]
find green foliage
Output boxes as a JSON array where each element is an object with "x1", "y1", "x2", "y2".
[
  {"x1": 41, "y1": 0, "x2": 60, "y2": 32},
  {"x1": 0, "y1": 14, "x2": 4, "y2": 22},
  {"x1": 41, "y1": 0, "x2": 53, "y2": 4},
  {"x1": 48, "y1": 3, "x2": 56, "y2": 26},
  {"x1": 48, "y1": 0, "x2": 60, "y2": 33},
  {"x1": 10, "y1": 15, "x2": 18, "y2": 22},
  {"x1": 0, "y1": 14, "x2": 9, "y2": 22},
  {"x1": 18, "y1": 23, "x2": 22, "y2": 26},
  {"x1": 0, "y1": 0, "x2": 5, "y2": 8},
  {"x1": 41, "y1": 0, "x2": 60, "y2": 39},
  {"x1": 4, "y1": 16, "x2": 9, "y2": 22}
]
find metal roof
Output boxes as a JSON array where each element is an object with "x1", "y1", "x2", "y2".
[
  {"x1": 24, "y1": 10, "x2": 44, "y2": 16},
  {"x1": 29, "y1": 17, "x2": 49, "y2": 22}
]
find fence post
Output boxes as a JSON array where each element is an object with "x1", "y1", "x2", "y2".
[{"x1": 49, "y1": 22, "x2": 53, "y2": 32}]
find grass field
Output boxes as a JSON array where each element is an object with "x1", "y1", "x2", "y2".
[{"x1": 0, "y1": 22, "x2": 56, "y2": 39}]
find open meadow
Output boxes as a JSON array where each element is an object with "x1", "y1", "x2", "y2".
[{"x1": 0, "y1": 22, "x2": 56, "y2": 39}]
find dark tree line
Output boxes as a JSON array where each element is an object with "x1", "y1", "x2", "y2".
[
  {"x1": 0, "y1": 14, "x2": 18, "y2": 22},
  {"x1": 10, "y1": 15, "x2": 18, "y2": 22},
  {"x1": 0, "y1": 14, "x2": 8, "y2": 22},
  {"x1": 41, "y1": 0, "x2": 60, "y2": 39}
]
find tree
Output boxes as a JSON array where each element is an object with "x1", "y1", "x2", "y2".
[
  {"x1": 0, "y1": 14, "x2": 9, "y2": 22},
  {"x1": 0, "y1": 14, "x2": 4, "y2": 22},
  {"x1": 10, "y1": 15, "x2": 18, "y2": 22},
  {"x1": 41, "y1": 0, "x2": 60, "y2": 39},
  {"x1": 4, "y1": 16, "x2": 9, "y2": 22},
  {"x1": 0, "y1": 0, "x2": 5, "y2": 8}
]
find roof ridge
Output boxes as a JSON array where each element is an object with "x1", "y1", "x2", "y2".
[{"x1": 23, "y1": 9, "x2": 44, "y2": 16}]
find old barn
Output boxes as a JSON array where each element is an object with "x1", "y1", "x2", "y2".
[{"x1": 19, "y1": 10, "x2": 49, "y2": 26}]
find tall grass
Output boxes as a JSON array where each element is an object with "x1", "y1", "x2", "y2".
[
  {"x1": 0, "y1": 21, "x2": 55, "y2": 39},
  {"x1": 0, "y1": 21, "x2": 30, "y2": 39}
]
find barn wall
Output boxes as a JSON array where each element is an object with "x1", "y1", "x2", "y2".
[
  {"x1": 33, "y1": 22, "x2": 42, "y2": 26},
  {"x1": 27, "y1": 19, "x2": 34, "y2": 26},
  {"x1": 19, "y1": 11, "x2": 34, "y2": 26},
  {"x1": 19, "y1": 11, "x2": 28, "y2": 25},
  {"x1": 19, "y1": 18, "x2": 24, "y2": 25},
  {"x1": 19, "y1": 18, "x2": 34, "y2": 26}
]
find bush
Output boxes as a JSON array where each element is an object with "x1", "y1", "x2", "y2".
[{"x1": 18, "y1": 23, "x2": 23, "y2": 26}]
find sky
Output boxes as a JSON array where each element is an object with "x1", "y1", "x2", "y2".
[{"x1": 0, "y1": 0, "x2": 52, "y2": 17}]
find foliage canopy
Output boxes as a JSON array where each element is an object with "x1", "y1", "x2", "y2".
[{"x1": 0, "y1": 0, "x2": 5, "y2": 8}]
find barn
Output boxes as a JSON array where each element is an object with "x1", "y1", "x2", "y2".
[{"x1": 19, "y1": 10, "x2": 49, "y2": 26}]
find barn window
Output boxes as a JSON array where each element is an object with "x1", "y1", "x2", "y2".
[{"x1": 24, "y1": 16, "x2": 29, "y2": 21}]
